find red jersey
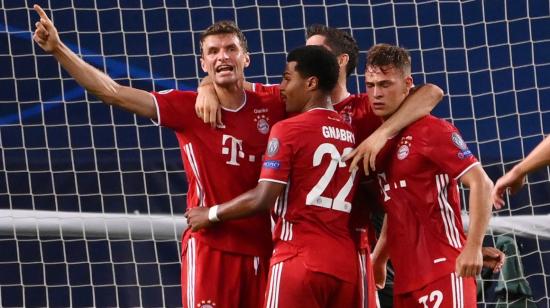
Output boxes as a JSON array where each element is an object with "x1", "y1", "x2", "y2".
[
  {"x1": 259, "y1": 108, "x2": 359, "y2": 283},
  {"x1": 253, "y1": 83, "x2": 383, "y2": 250},
  {"x1": 377, "y1": 115, "x2": 479, "y2": 294},
  {"x1": 152, "y1": 89, "x2": 285, "y2": 257},
  {"x1": 252, "y1": 83, "x2": 382, "y2": 142}
]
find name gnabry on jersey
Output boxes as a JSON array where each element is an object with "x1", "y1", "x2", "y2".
[{"x1": 322, "y1": 126, "x2": 355, "y2": 144}]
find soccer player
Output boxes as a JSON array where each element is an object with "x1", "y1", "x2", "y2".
[
  {"x1": 195, "y1": 25, "x2": 444, "y2": 307},
  {"x1": 33, "y1": 5, "x2": 284, "y2": 307},
  {"x1": 186, "y1": 45, "x2": 360, "y2": 307},
  {"x1": 355, "y1": 43, "x2": 493, "y2": 307},
  {"x1": 492, "y1": 135, "x2": 550, "y2": 208}
]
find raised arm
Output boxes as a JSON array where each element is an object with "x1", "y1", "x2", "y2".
[
  {"x1": 33, "y1": 5, "x2": 156, "y2": 119},
  {"x1": 492, "y1": 135, "x2": 550, "y2": 208},
  {"x1": 455, "y1": 165, "x2": 494, "y2": 277},
  {"x1": 347, "y1": 84, "x2": 444, "y2": 175},
  {"x1": 185, "y1": 181, "x2": 284, "y2": 231}
]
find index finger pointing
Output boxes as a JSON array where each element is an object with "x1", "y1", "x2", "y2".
[{"x1": 33, "y1": 4, "x2": 50, "y2": 21}]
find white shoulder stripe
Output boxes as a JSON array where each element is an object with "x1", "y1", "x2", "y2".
[
  {"x1": 150, "y1": 93, "x2": 162, "y2": 126},
  {"x1": 455, "y1": 161, "x2": 481, "y2": 180},
  {"x1": 259, "y1": 178, "x2": 288, "y2": 185}
]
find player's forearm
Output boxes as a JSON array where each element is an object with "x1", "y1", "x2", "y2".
[
  {"x1": 216, "y1": 184, "x2": 278, "y2": 222},
  {"x1": 512, "y1": 135, "x2": 550, "y2": 176},
  {"x1": 51, "y1": 43, "x2": 155, "y2": 118},
  {"x1": 378, "y1": 83, "x2": 444, "y2": 137},
  {"x1": 465, "y1": 176, "x2": 493, "y2": 248},
  {"x1": 372, "y1": 215, "x2": 390, "y2": 263},
  {"x1": 51, "y1": 43, "x2": 122, "y2": 103}
]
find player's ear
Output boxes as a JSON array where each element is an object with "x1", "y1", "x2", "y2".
[
  {"x1": 243, "y1": 52, "x2": 251, "y2": 68},
  {"x1": 405, "y1": 75, "x2": 413, "y2": 90},
  {"x1": 338, "y1": 53, "x2": 349, "y2": 71},
  {"x1": 200, "y1": 56, "x2": 208, "y2": 73},
  {"x1": 306, "y1": 76, "x2": 319, "y2": 91}
]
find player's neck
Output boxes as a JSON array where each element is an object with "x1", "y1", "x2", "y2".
[
  {"x1": 330, "y1": 80, "x2": 350, "y2": 105},
  {"x1": 215, "y1": 83, "x2": 245, "y2": 110},
  {"x1": 302, "y1": 93, "x2": 333, "y2": 112}
]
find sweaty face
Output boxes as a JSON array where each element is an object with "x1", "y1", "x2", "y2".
[
  {"x1": 279, "y1": 61, "x2": 309, "y2": 113},
  {"x1": 365, "y1": 65, "x2": 412, "y2": 120},
  {"x1": 200, "y1": 34, "x2": 250, "y2": 87}
]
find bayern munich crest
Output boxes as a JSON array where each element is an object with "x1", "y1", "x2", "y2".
[
  {"x1": 254, "y1": 115, "x2": 270, "y2": 134},
  {"x1": 397, "y1": 135, "x2": 412, "y2": 160},
  {"x1": 397, "y1": 144, "x2": 409, "y2": 160},
  {"x1": 197, "y1": 300, "x2": 216, "y2": 308}
]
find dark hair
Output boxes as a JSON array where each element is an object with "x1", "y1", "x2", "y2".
[
  {"x1": 306, "y1": 24, "x2": 359, "y2": 77},
  {"x1": 366, "y1": 43, "x2": 411, "y2": 75},
  {"x1": 287, "y1": 45, "x2": 339, "y2": 93},
  {"x1": 200, "y1": 20, "x2": 248, "y2": 53}
]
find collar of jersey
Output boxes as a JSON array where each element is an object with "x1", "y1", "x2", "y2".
[
  {"x1": 330, "y1": 92, "x2": 352, "y2": 106},
  {"x1": 307, "y1": 107, "x2": 337, "y2": 113},
  {"x1": 220, "y1": 90, "x2": 247, "y2": 113}
]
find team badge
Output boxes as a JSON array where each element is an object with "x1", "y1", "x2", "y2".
[
  {"x1": 267, "y1": 138, "x2": 280, "y2": 157},
  {"x1": 451, "y1": 132, "x2": 473, "y2": 159},
  {"x1": 254, "y1": 114, "x2": 270, "y2": 134},
  {"x1": 197, "y1": 300, "x2": 216, "y2": 308},
  {"x1": 340, "y1": 105, "x2": 353, "y2": 125},
  {"x1": 397, "y1": 135, "x2": 412, "y2": 160},
  {"x1": 451, "y1": 132, "x2": 467, "y2": 150},
  {"x1": 397, "y1": 145, "x2": 409, "y2": 160}
]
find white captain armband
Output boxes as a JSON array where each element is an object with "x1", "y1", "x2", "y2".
[{"x1": 208, "y1": 205, "x2": 220, "y2": 222}]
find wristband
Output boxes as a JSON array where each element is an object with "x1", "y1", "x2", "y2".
[{"x1": 208, "y1": 205, "x2": 220, "y2": 222}]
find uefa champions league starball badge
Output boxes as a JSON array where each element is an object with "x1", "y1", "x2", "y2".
[{"x1": 267, "y1": 138, "x2": 280, "y2": 157}]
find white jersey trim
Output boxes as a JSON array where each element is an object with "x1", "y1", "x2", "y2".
[
  {"x1": 266, "y1": 262, "x2": 283, "y2": 308},
  {"x1": 454, "y1": 161, "x2": 480, "y2": 180},
  {"x1": 436, "y1": 174, "x2": 462, "y2": 249},
  {"x1": 220, "y1": 90, "x2": 247, "y2": 113},
  {"x1": 150, "y1": 92, "x2": 162, "y2": 126},
  {"x1": 186, "y1": 237, "x2": 196, "y2": 308},
  {"x1": 184, "y1": 143, "x2": 205, "y2": 207},
  {"x1": 259, "y1": 178, "x2": 288, "y2": 185},
  {"x1": 451, "y1": 272, "x2": 464, "y2": 308}
]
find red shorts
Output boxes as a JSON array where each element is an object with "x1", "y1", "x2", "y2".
[
  {"x1": 181, "y1": 236, "x2": 269, "y2": 308},
  {"x1": 264, "y1": 255, "x2": 358, "y2": 308},
  {"x1": 358, "y1": 249, "x2": 379, "y2": 308},
  {"x1": 394, "y1": 272, "x2": 476, "y2": 308}
]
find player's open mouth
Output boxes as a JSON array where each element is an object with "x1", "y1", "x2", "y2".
[{"x1": 216, "y1": 65, "x2": 234, "y2": 73}]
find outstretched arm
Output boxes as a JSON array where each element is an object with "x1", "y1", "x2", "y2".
[
  {"x1": 185, "y1": 181, "x2": 284, "y2": 231},
  {"x1": 346, "y1": 84, "x2": 444, "y2": 175},
  {"x1": 492, "y1": 135, "x2": 550, "y2": 208},
  {"x1": 33, "y1": 5, "x2": 156, "y2": 119},
  {"x1": 456, "y1": 165, "x2": 494, "y2": 277}
]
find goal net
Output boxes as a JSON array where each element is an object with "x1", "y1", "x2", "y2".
[{"x1": 1, "y1": 1, "x2": 548, "y2": 307}]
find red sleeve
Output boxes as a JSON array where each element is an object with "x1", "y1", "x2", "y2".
[
  {"x1": 259, "y1": 123, "x2": 293, "y2": 184},
  {"x1": 422, "y1": 121, "x2": 479, "y2": 179},
  {"x1": 151, "y1": 89, "x2": 197, "y2": 131},
  {"x1": 253, "y1": 83, "x2": 280, "y2": 97}
]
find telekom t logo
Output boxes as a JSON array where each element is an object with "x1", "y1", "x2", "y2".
[{"x1": 221, "y1": 134, "x2": 256, "y2": 166}]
